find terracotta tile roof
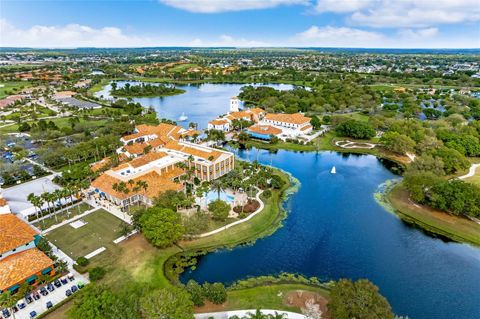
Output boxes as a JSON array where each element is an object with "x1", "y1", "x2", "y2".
[
  {"x1": 129, "y1": 152, "x2": 168, "y2": 168},
  {"x1": 228, "y1": 111, "x2": 252, "y2": 120},
  {"x1": 124, "y1": 143, "x2": 148, "y2": 156},
  {"x1": 0, "y1": 214, "x2": 38, "y2": 253},
  {"x1": 54, "y1": 91, "x2": 76, "y2": 99},
  {"x1": 264, "y1": 113, "x2": 311, "y2": 125},
  {"x1": 248, "y1": 125, "x2": 282, "y2": 136},
  {"x1": 0, "y1": 198, "x2": 8, "y2": 207},
  {"x1": 301, "y1": 124, "x2": 313, "y2": 131},
  {"x1": 90, "y1": 157, "x2": 111, "y2": 172},
  {"x1": 249, "y1": 108, "x2": 265, "y2": 115},
  {"x1": 91, "y1": 167, "x2": 184, "y2": 200},
  {"x1": 164, "y1": 141, "x2": 224, "y2": 161},
  {"x1": 180, "y1": 129, "x2": 201, "y2": 137},
  {"x1": 0, "y1": 248, "x2": 54, "y2": 291},
  {"x1": 122, "y1": 123, "x2": 183, "y2": 142},
  {"x1": 209, "y1": 119, "x2": 230, "y2": 125}
]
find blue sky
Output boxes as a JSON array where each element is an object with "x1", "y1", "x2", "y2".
[{"x1": 1, "y1": 0, "x2": 479, "y2": 48}]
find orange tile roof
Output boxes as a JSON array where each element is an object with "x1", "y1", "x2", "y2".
[
  {"x1": 90, "y1": 157, "x2": 111, "y2": 172},
  {"x1": 164, "y1": 140, "x2": 224, "y2": 161},
  {"x1": 249, "y1": 108, "x2": 265, "y2": 115},
  {"x1": 91, "y1": 167, "x2": 184, "y2": 200},
  {"x1": 129, "y1": 152, "x2": 168, "y2": 168},
  {"x1": 228, "y1": 111, "x2": 252, "y2": 120},
  {"x1": 248, "y1": 124, "x2": 282, "y2": 136},
  {"x1": 122, "y1": 123, "x2": 182, "y2": 142},
  {"x1": 0, "y1": 198, "x2": 8, "y2": 207},
  {"x1": 0, "y1": 214, "x2": 38, "y2": 253},
  {"x1": 301, "y1": 124, "x2": 313, "y2": 131},
  {"x1": 0, "y1": 248, "x2": 54, "y2": 291},
  {"x1": 124, "y1": 143, "x2": 148, "y2": 155},
  {"x1": 209, "y1": 119, "x2": 230, "y2": 125},
  {"x1": 264, "y1": 113, "x2": 311, "y2": 125}
]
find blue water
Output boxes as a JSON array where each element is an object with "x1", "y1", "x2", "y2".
[
  {"x1": 182, "y1": 148, "x2": 480, "y2": 319},
  {"x1": 205, "y1": 190, "x2": 234, "y2": 204},
  {"x1": 95, "y1": 82, "x2": 294, "y2": 129}
]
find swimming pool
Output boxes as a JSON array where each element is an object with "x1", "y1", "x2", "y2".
[{"x1": 205, "y1": 191, "x2": 234, "y2": 204}]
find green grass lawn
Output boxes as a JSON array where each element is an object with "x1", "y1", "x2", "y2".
[
  {"x1": 0, "y1": 117, "x2": 109, "y2": 134},
  {"x1": 0, "y1": 81, "x2": 32, "y2": 99},
  {"x1": 45, "y1": 209, "x2": 127, "y2": 259},
  {"x1": 388, "y1": 184, "x2": 480, "y2": 246},
  {"x1": 33, "y1": 203, "x2": 93, "y2": 230}
]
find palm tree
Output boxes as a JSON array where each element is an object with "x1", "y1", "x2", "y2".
[
  {"x1": 245, "y1": 309, "x2": 269, "y2": 319},
  {"x1": 211, "y1": 179, "x2": 224, "y2": 200},
  {"x1": 27, "y1": 193, "x2": 40, "y2": 221},
  {"x1": 0, "y1": 290, "x2": 17, "y2": 319}
]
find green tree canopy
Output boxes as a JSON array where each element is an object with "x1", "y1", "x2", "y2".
[
  {"x1": 139, "y1": 287, "x2": 194, "y2": 319},
  {"x1": 139, "y1": 207, "x2": 184, "y2": 248}
]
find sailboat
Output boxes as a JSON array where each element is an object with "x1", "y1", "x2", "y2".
[
  {"x1": 178, "y1": 112, "x2": 188, "y2": 122},
  {"x1": 331, "y1": 166, "x2": 336, "y2": 174}
]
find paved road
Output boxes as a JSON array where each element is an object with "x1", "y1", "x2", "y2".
[
  {"x1": 458, "y1": 163, "x2": 480, "y2": 180},
  {"x1": 7, "y1": 275, "x2": 86, "y2": 319}
]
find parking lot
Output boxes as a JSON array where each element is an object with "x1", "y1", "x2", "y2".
[{"x1": 2, "y1": 274, "x2": 87, "y2": 319}]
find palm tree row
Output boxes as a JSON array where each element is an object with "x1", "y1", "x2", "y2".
[
  {"x1": 112, "y1": 179, "x2": 149, "y2": 207},
  {"x1": 27, "y1": 182, "x2": 83, "y2": 227}
]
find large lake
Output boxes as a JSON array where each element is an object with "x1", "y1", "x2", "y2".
[
  {"x1": 95, "y1": 82, "x2": 295, "y2": 129},
  {"x1": 182, "y1": 148, "x2": 480, "y2": 319}
]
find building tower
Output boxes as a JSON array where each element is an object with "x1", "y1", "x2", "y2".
[{"x1": 230, "y1": 96, "x2": 240, "y2": 112}]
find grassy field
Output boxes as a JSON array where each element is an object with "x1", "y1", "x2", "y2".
[
  {"x1": 33, "y1": 203, "x2": 93, "y2": 230},
  {"x1": 0, "y1": 81, "x2": 32, "y2": 98},
  {"x1": 0, "y1": 117, "x2": 109, "y2": 134},
  {"x1": 45, "y1": 209, "x2": 128, "y2": 259},
  {"x1": 387, "y1": 184, "x2": 480, "y2": 246}
]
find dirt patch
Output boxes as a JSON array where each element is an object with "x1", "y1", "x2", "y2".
[
  {"x1": 234, "y1": 199, "x2": 260, "y2": 214},
  {"x1": 284, "y1": 290, "x2": 330, "y2": 319},
  {"x1": 195, "y1": 300, "x2": 229, "y2": 313}
]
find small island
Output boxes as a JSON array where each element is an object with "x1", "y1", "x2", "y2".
[{"x1": 110, "y1": 82, "x2": 185, "y2": 97}]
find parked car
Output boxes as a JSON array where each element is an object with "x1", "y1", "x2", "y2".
[
  {"x1": 54, "y1": 280, "x2": 61, "y2": 288},
  {"x1": 46, "y1": 301, "x2": 53, "y2": 309},
  {"x1": 11, "y1": 306, "x2": 18, "y2": 313},
  {"x1": 25, "y1": 294, "x2": 33, "y2": 304},
  {"x1": 65, "y1": 289, "x2": 72, "y2": 297},
  {"x1": 71, "y1": 285, "x2": 78, "y2": 293},
  {"x1": 67, "y1": 273, "x2": 74, "y2": 281},
  {"x1": 77, "y1": 282, "x2": 84, "y2": 289},
  {"x1": 60, "y1": 277, "x2": 68, "y2": 285},
  {"x1": 40, "y1": 288, "x2": 48, "y2": 296},
  {"x1": 17, "y1": 302, "x2": 25, "y2": 309},
  {"x1": 32, "y1": 292, "x2": 40, "y2": 300},
  {"x1": 29, "y1": 311, "x2": 37, "y2": 318},
  {"x1": 47, "y1": 284, "x2": 54, "y2": 292},
  {"x1": 2, "y1": 309, "x2": 10, "y2": 318}
]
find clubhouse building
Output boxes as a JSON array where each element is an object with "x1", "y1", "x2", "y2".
[{"x1": 90, "y1": 123, "x2": 234, "y2": 208}]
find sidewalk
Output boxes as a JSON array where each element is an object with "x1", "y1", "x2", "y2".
[{"x1": 195, "y1": 309, "x2": 307, "y2": 319}]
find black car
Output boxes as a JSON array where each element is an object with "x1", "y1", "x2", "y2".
[
  {"x1": 47, "y1": 284, "x2": 54, "y2": 292},
  {"x1": 40, "y1": 288, "x2": 48, "y2": 296},
  {"x1": 67, "y1": 274, "x2": 74, "y2": 281},
  {"x1": 71, "y1": 285, "x2": 78, "y2": 293},
  {"x1": 32, "y1": 292, "x2": 40, "y2": 300},
  {"x1": 17, "y1": 302, "x2": 26, "y2": 309},
  {"x1": 54, "y1": 280, "x2": 61, "y2": 288},
  {"x1": 46, "y1": 301, "x2": 53, "y2": 309},
  {"x1": 25, "y1": 295, "x2": 33, "y2": 304},
  {"x1": 11, "y1": 306, "x2": 18, "y2": 313},
  {"x1": 60, "y1": 278, "x2": 68, "y2": 285},
  {"x1": 2, "y1": 309, "x2": 10, "y2": 318},
  {"x1": 30, "y1": 311, "x2": 37, "y2": 318},
  {"x1": 65, "y1": 289, "x2": 72, "y2": 297}
]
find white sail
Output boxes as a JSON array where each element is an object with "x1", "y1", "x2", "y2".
[
  {"x1": 331, "y1": 166, "x2": 336, "y2": 174},
  {"x1": 178, "y1": 112, "x2": 188, "y2": 122}
]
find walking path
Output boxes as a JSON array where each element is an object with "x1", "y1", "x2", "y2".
[
  {"x1": 195, "y1": 188, "x2": 264, "y2": 238},
  {"x1": 458, "y1": 163, "x2": 480, "y2": 180},
  {"x1": 335, "y1": 139, "x2": 376, "y2": 149},
  {"x1": 195, "y1": 309, "x2": 307, "y2": 319},
  {"x1": 24, "y1": 157, "x2": 59, "y2": 176},
  {"x1": 42, "y1": 206, "x2": 100, "y2": 234}
]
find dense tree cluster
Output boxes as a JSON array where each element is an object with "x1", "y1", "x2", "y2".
[
  {"x1": 335, "y1": 120, "x2": 376, "y2": 139},
  {"x1": 111, "y1": 82, "x2": 184, "y2": 97}
]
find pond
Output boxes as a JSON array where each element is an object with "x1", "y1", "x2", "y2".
[
  {"x1": 94, "y1": 82, "x2": 295, "y2": 129},
  {"x1": 182, "y1": 148, "x2": 480, "y2": 319}
]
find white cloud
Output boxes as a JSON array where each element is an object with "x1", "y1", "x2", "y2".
[
  {"x1": 158, "y1": 0, "x2": 308, "y2": 13},
  {"x1": 398, "y1": 27, "x2": 439, "y2": 39},
  {"x1": 315, "y1": 0, "x2": 480, "y2": 28},
  {"x1": 293, "y1": 25, "x2": 383, "y2": 47},
  {"x1": 0, "y1": 19, "x2": 157, "y2": 48},
  {"x1": 315, "y1": 0, "x2": 373, "y2": 13}
]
